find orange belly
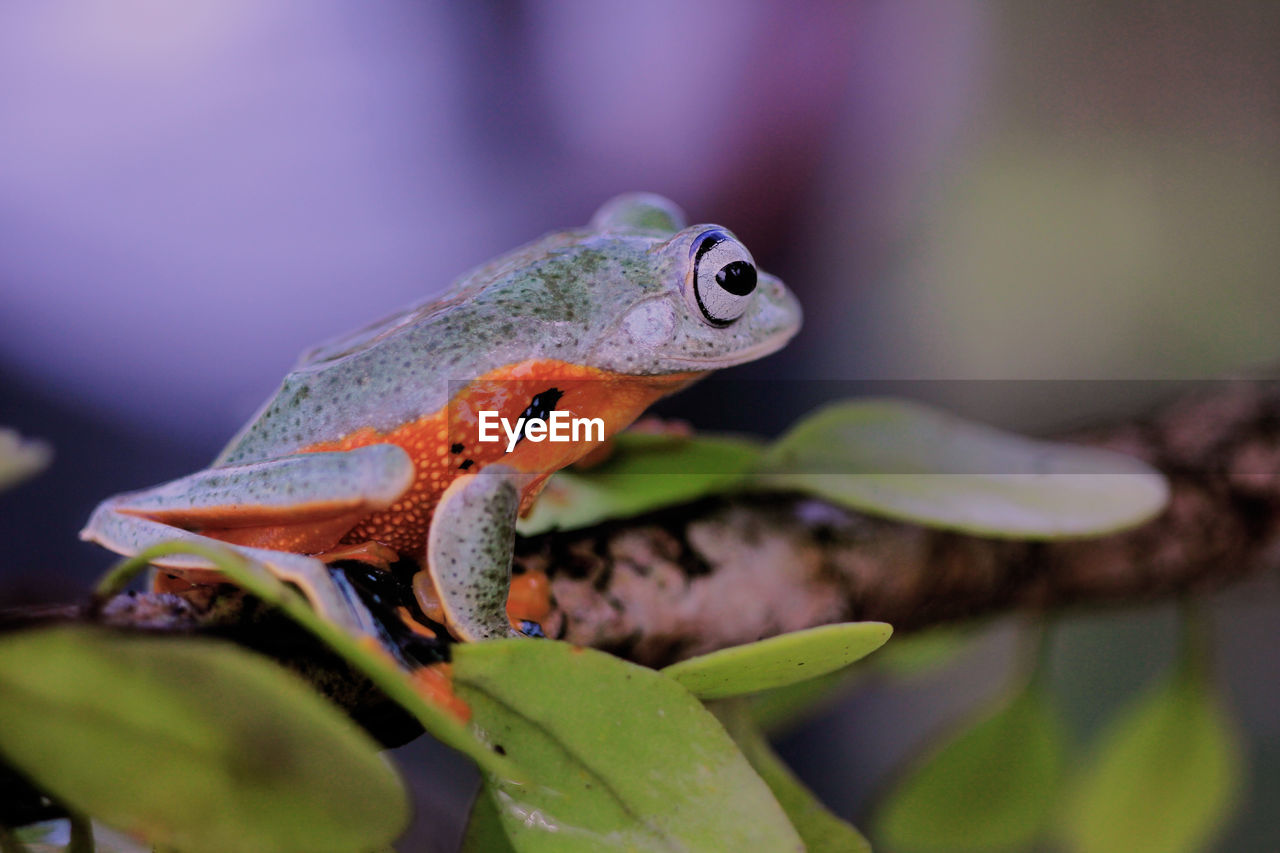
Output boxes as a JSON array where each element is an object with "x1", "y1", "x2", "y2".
[{"x1": 295, "y1": 359, "x2": 701, "y2": 556}]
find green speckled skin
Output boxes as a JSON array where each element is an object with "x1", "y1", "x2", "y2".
[
  {"x1": 82, "y1": 193, "x2": 802, "y2": 644},
  {"x1": 427, "y1": 466, "x2": 522, "y2": 640},
  {"x1": 216, "y1": 194, "x2": 800, "y2": 465}
]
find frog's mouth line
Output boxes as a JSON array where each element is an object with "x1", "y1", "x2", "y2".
[{"x1": 664, "y1": 325, "x2": 800, "y2": 369}]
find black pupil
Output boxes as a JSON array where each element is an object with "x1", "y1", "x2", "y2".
[{"x1": 716, "y1": 260, "x2": 757, "y2": 296}]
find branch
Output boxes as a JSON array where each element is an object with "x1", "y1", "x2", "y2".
[
  {"x1": 517, "y1": 380, "x2": 1280, "y2": 666},
  {"x1": 8, "y1": 382, "x2": 1278, "y2": 704}
]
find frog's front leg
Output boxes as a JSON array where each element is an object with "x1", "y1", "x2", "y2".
[
  {"x1": 421, "y1": 465, "x2": 531, "y2": 641},
  {"x1": 80, "y1": 445, "x2": 414, "y2": 640}
]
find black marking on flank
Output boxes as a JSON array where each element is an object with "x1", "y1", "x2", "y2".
[
  {"x1": 522, "y1": 388, "x2": 564, "y2": 421},
  {"x1": 450, "y1": 443, "x2": 464, "y2": 454},
  {"x1": 511, "y1": 388, "x2": 564, "y2": 448},
  {"x1": 459, "y1": 459, "x2": 475, "y2": 471}
]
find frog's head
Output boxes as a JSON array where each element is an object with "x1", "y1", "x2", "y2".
[{"x1": 587, "y1": 194, "x2": 802, "y2": 375}]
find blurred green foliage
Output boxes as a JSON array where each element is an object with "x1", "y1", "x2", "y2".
[
  {"x1": 524, "y1": 399, "x2": 1169, "y2": 540},
  {"x1": 0, "y1": 430, "x2": 50, "y2": 494},
  {"x1": 662, "y1": 622, "x2": 891, "y2": 701},
  {"x1": 0, "y1": 402, "x2": 1248, "y2": 851},
  {"x1": 0, "y1": 627, "x2": 407, "y2": 853},
  {"x1": 1059, "y1": 626, "x2": 1241, "y2": 853}
]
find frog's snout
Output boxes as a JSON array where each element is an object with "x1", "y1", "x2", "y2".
[{"x1": 757, "y1": 272, "x2": 803, "y2": 339}]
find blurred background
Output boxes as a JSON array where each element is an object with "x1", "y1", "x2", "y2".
[{"x1": 1, "y1": 1, "x2": 1277, "y2": 849}]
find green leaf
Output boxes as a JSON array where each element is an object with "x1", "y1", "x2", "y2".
[
  {"x1": 0, "y1": 626, "x2": 408, "y2": 853},
  {"x1": 95, "y1": 542, "x2": 519, "y2": 780},
  {"x1": 744, "y1": 622, "x2": 967, "y2": 733},
  {"x1": 451, "y1": 640, "x2": 804, "y2": 852},
  {"x1": 754, "y1": 399, "x2": 1169, "y2": 539},
  {"x1": 1059, "y1": 661, "x2": 1242, "y2": 853},
  {"x1": 662, "y1": 622, "x2": 892, "y2": 700},
  {"x1": 0, "y1": 429, "x2": 51, "y2": 492},
  {"x1": 461, "y1": 787, "x2": 517, "y2": 853},
  {"x1": 717, "y1": 702, "x2": 871, "y2": 852},
  {"x1": 517, "y1": 433, "x2": 762, "y2": 535},
  {"x1": 875, "y1": 684, "x2": 1066, "y2": 852}
]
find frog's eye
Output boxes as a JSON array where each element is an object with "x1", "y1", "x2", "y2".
[{"x1": 691, "y1": 230, "x2": 758, "y2": 326}]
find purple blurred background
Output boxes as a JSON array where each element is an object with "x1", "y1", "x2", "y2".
[{"x1": 2, "y1": 2, "x2": 1277, "y2": 849}]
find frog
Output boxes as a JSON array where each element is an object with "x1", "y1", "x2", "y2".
[{"x1": 81, "y1": 193, "x2": 802, "y2": 649}]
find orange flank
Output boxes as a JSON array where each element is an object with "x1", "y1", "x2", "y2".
[
  {"x1": 153, "y1": 571, "x2": 213, "y2": 596},
  {"x1": 506, "y1": 570, "x2": 552, "y2": 624},
  {"x1": 299, "y1": 359, "x2": 703, "y2": 556},
  {"x1": 411, "y1": 663, "x2": 471, "y2": 723},
  {"x1": 125, "y1": 498, "x2": 380, "y2": 555}
]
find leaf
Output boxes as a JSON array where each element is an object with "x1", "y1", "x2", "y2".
[
  {"x1": 95, "y1": 542, "x2": 519, "y2": 780},
  {"x1": 1059, "y1": 660, "x2": 1242, "y2": 853},
  {"x1": 451, "y1": 640, "x2": 804, "y2": 852},
  {"x1": 754, "y1": 399, "x2": 1169, "y2": 539},
  {"x1": 745, "y1": 621, "x2": 970, "y2": 735},
  {"x1": 517, "y1": 433, "x2": 762, "y2": 535},
  {"x1": 0, "y1": 626, "x2": 408, "y2": 853},
  {"x1": 522, "y1": 400, "x2": 1169, "y2": 540},
  {"x1": 874, "y1": 684, "x2": 1066, "y2": 852},
  {"x1": 0, "y1": 429, "x2": 51, "y2": 492},
  {"x1": 717, "y1": 702, "x2": 871, "y2": 852},
  {"x1": 461, "y1": 787, "x2": 517, "y2": 853},
  {"x1": 662, "y1": 622, "x2": 892, "y2": 700}
]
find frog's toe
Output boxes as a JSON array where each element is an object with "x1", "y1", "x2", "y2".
[{"x1": 516, "y1": 619, "x2": 546, "y2": 639}]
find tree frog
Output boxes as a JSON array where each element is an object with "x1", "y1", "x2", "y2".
[{"x1": 82, "y1": 193, "x2": 802, "y2": 647}]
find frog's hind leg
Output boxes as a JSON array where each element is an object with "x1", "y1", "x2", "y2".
[
  {"x1": 81, "y1": 444, "x2": 415, "y2": 639},
  {"x1": 421, "y1": 465, "x2": 527, "y2": 641},
  {"x1": 85, "y1": 508, "x2": 384, "y2": 638}
]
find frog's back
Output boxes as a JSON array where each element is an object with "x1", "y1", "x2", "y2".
[{"x1": 214, "y1": 229, "x2": 651, "y2": 466}]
